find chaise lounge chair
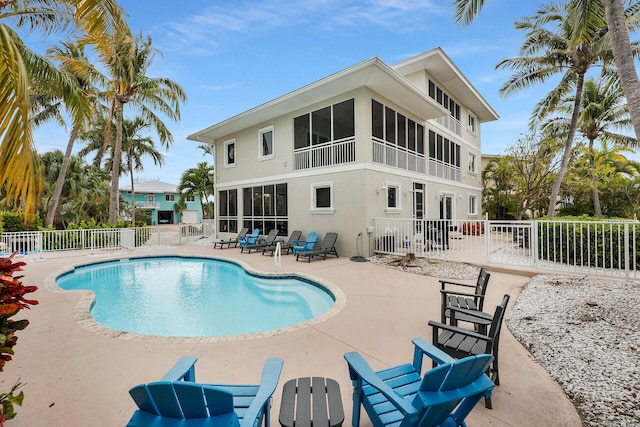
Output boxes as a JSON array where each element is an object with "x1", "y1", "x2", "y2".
[
  {"x1": 127, "y1": 356, "x2": 284, "y2": 427},
  {"x1": 344, "y1": 338, "x2": 494, "y2": 427},
  {"x1": 262, "y1": 230, "x2": 302, "y2": 256},
  {"x1": 295, "y1": 232, "x2": 339, "y2": 262},
  {"x1": 241, "y1": 229, "x2": 280, "y2": 254},
  {"x1": 213, "y1": 228, "x2": 248, "y2": 249},
  {"x1": 291, "y1": 232, "x2": 318, "y2": 256}
]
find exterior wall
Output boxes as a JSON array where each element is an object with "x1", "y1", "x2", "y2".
[{"x1": 121, "y1": 191, "x2": 203, "y2": 225}]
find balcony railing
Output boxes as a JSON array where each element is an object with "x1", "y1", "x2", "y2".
[
  {"x1": 433, "y1": 115, "x2": 461, "y2": 136},
  {"x1": 293, "y1": 137, "x2": 355, "y2": 170},
  {"x1": 372, "y1": 138, "x2": 426, "y2": 174},
  {"x1": 428, "y1": 158, "x2": 461, "y2": 182},
  {"x1": 135, "y1": 201, "x2": 160, "y2": 208}
]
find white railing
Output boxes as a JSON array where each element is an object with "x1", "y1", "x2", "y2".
[
  {"x1": 428, "y1": 159, "x2": 461, "y2": 182},
  {"x1": 293, "y1": 138, "x2": 355, "y2": 170},
  {"x1": 372, "y1": 138, "x2": 426, "y2": 173},
  {"x1": 0, "y1": 223, "x2": 206, "y2": 254},
  {"x1": 433, "y1": 115, "x2": 462, "y2": 136},
  {"x1": 372, "y1": 218, "x2": 639, "y2": 279},
  {"x1": 135, "y1": 201, "x2": 160, "y2": 208}
]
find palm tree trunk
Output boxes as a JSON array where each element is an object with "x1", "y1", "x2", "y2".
[
  {"x1": 547, "y1": 74, "x2": 586, "y2": 217},
  {"x1": 46, "y1": 126, "x2": 78, "y2": 227},
  {"x1": 129, "y1": 160, "x2": 136, "y2": 227},
  {"x1": 588, "y1": 138, "x2": 603, "y2": 217},
  {"x1": 109, "y1": 99, "x2": 124, "y2": 224},
  {"x1": 604, "y1": 0, "x2": 640, "y2": 140}
]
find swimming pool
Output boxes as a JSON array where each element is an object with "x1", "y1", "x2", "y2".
[{"x1": 56, "y1": 256, "x2": 336, "y2": 337}]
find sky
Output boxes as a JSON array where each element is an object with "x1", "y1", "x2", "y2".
[{"x1": 30, "y1": 0, "x2": 555, "y2": 185}]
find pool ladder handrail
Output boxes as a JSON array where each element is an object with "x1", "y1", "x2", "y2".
[{"x1": 274, "y1": 241, "x2": 282, "y2": 271}]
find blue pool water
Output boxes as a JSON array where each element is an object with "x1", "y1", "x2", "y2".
[{"x1": 56, "y1": 256, "x2": 335, "y2": 337}]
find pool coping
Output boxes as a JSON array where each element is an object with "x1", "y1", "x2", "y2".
[{"x1": 45, "y1": 254, "x2": 347, "y2": 343}]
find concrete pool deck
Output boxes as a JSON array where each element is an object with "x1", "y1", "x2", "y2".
[{"x1": 4, "y1": 245, "x2": 582, "y2": 426}]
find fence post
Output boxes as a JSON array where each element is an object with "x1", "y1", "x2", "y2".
[
  {"x1": 484, "y1": 213, "x2": 490, "y2": 264},
  {"x1": 532, "y1": 221, "x2": 538, "y2": 270},
  {"x1": 624, "y1": 223, "x2": 630, "y2": 280}
]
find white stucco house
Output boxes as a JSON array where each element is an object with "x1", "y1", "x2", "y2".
[{"x1": 188, "y1": 47, "x2": 498, "y2": 257}]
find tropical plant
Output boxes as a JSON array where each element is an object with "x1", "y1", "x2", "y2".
[
  {"x1": 0, "y1": 0, "x2": 127, "y2": 224},
  {"x1": 98, "y1": 31, "x2": 186, "y2": 224},
  {"x1": 0, "y1": 253, "x2": 38, "y2": 424},
  {"x1": 177, "y1": 162, "x2": 215, "y2": 219}
]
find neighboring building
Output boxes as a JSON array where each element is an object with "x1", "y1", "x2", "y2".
[
  {"x1": 188, "y1": 47, "x2": 498, "y2": 256},
  {"x1": 120, "y1": 179, "x2": 203, "y2": 225}
]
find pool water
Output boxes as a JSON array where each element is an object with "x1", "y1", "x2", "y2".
[{"x1": 56, "y1": 256, "x2": 335, "y2": 337}]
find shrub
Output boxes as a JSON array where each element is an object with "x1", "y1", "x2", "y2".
[{"x1": 0, "y1": 253, "x2": 38, "y2": 424}]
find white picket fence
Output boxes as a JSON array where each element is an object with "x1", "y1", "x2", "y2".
[{"x1": 373, "y1": 218, "x2": 639, "y2": 280}]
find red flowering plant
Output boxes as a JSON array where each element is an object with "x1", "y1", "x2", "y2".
[{"x1": 0, "y1": 252, "x2": 38, "y2": 424}]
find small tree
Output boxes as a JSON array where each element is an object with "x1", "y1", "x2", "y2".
[{"x1": 0, "y1": 253, "x2": 38, "y2": 424}]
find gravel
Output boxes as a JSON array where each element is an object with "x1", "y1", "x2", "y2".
[{"x1": 370, "y1": 256, "x2": 640, "y2": 426}]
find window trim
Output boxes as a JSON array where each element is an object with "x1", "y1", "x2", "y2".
[
  {"x1": 468, "y1": 112, "x2": 477, "y2": 135},
  {"x1": 468, "y1": 152, "x2": 477, "y2": 174},
  {"x1": 258, "y1": 125, "x2": 275, "y2": 161},
  {"x1": 468, "y1": 194, "x2": 478, "y2": 216},
  {"x1": 310, "y1": 182, "x2": 335, "y2": 214},
  {"x1": 224, "y1": 139, "x2": 236, "y2": 168},
  {"x1": 385, "y1": 182, "x2": 401, "y2": 213},
  {"x1": 165, "y1": 194, "x2": 175, "y2": 202}
]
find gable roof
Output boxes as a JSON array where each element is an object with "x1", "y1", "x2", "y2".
[
  {"x1": 188, "y1": 55, "x2": 450, "y2": 143},
  {"x1": 120, "y1": 180, "x2": 177, "y2": 193},
  {"x1": 392, "y1": 47, "x2": 499, "y2": 123}
]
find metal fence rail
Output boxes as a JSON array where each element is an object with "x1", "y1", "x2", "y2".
[{"x1": 373, "y1": 218, "x2": 639, "y2": 279}]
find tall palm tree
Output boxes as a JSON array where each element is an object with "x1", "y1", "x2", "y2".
[
  {"x1": 121, "y1": 117, "x2": 164, "y2": 226},
  {"x1": 100, "y1": 31, "x2": 186, "y2": 224},
  {"x1": 0, "y1": 0, "x2": 127, "y2": 223},
  {"x1": 44, "y1": 39, "x2": 100, "y2": 227},
  {"x1": 177, "y1": 162, "x2": 215, "y2": 219},
  {"x1": 453, "y1": 0, "x2": 640, "y2": 148},
  {"x1": 496, "y1": 2, "x2": 623, "y2": 217}
]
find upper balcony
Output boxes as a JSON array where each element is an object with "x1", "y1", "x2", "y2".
[{"x1": 293, "y1": 137, "x2": 355, "y2": 170}]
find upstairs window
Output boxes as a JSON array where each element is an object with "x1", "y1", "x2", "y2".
[
  {"x1": 165, "y1": 194, "x2": 175, "y2": 202},
  {"x1": 224, "y1": 139, "x2": 236, "y2": 167},
  {"x1": 468, "y1": 113, "x2": 477, "y2": 134},
  {"x1": 468, "y1": 153, "x2": 477, "y2": 173},
  {"x1": 258, "y1": 126, "x2": 274, "y2": 160},
  {"x1": 294, "y1": 99, "x2": 354, "y2": 149}
]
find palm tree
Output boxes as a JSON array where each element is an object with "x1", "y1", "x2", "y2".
[
  {"x1": 121, "y1": 117, "x2": 165, "y2": 226},
  {"x1": 44, "y1": 39, "x2": 100, "y2": 227},
  {"x1": 100, "y1": 31, "x2": 186, "y2": 224},
  {"x1": 177, "y1": 162, "x2": 215, "y2": 219},
  {"x1": 453, "y1": 0, "x2": 640, "y2": 147},
  {"x1": 496, "y1": 3, "x2": 623, "y2": 217},
  {"x1": 543, "y1": 74, "x2": 636, "y2": 216},
  {"x1": 0, "y1": 0, "x2": 127, "y2": 223}
]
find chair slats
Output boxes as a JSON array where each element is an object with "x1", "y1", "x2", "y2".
[
  {"x1": 147, "y1": 382, "x2": 184, "y2": 419},
  {"x1": 173, "y1": 382, "x2": 210, "y2": 418}
]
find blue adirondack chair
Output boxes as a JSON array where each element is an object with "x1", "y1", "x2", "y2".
[
  {"x1": 127, "y1": 356, "x2": 284, "y2": 427},
  {"x1": 292, "y1": 231, "x2": 318, "y2": 255},
  {"x1": 344, "y1": 338, "x2": 494, "y2": 427},
  {"x1": 238, "y1": 228, "x2": 260, "y2": 249}
]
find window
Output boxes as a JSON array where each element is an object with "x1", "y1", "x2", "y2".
[
  {"x1": 468, "y1": 195, "x2": 478, "y2": 216},
  {"x1": 468, "y1": 153, "x2": 477, "y2": 173},
  {"x1": 224, "y1": 139, "x2": 236, "y2": 167},
  {"x1": 310, "y1": 182, "x2": 334, "y2": 214},
  {"x1": 186, "y1": 195, "x2": 195, "y2": 202},
  {"x1": 258, "y1": 126, "x2": 274, "y2": 160},
  {"x1": 428, "y1": 80, "x2": 460, "y2": 121},
  {"x1": 428, "y1": 130, "x2": 460, "y2": 167},
  {"x1": 386, "y1": 185, "x2": 400, "y2": 210},
  {"x1": 242, "y1": 184, "x2": 288, "y2": 235},
  {"x1": 468, "y1": 113, "x2": 477, "y2": 134},
  {"x1": 218, "y1": 189, "x2": 238, "y2": 233},
  {"x1": 165, "y1": 194, "x2": 175, "y2": 202},
  {"x1": 372, "y1": 100, "x2": 425, "y2": 156},
  {"x1": 294, "y1": 99, "x2": 355, "y2": 149},
  {"x1": 147, "y1": 194, "x2": 154, "y2": 202}
]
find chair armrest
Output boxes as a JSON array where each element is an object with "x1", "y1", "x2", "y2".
[
  {"x1": 344, "y1": 352, "x2": 418, "y2": 418},
  {"x1": 428, "y1": 320, "x2": 492, "y2": 342},
  {"x1": 293, "y1": 240, "x2": 305, "y2": 245},
  {"x1": 448, "y1": 307, "x2": 492, "y2": 322},
  {"x1": 160, "y1": 356, "x2": 198, "y2": 382},
  {"x1": 411, "y1": 338, "x2": 454, "y2": 370},
  {"x1": 240, "y1": 358, "x2": 284, "y2": 427},
  {"x1": 440, "y1": 289, "x2": 483, "y2": 298},
  {"x1": 439, "y1": 279, "x2": 475, "y2": 290}
]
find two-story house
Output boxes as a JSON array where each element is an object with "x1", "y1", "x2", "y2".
[
  {"x1": 120, "y1": 179, "x2": 203, "y2": 225},
  {"x1": 188, "y1": 47, "x2": 498, "y2": 256}
]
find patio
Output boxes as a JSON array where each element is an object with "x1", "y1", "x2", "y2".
[{"x1": 4, "y1": 245, "x2": 581, "y2": 426}]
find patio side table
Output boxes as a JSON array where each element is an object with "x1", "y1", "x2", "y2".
[{"x1": 279, "y1": 377, "x2": 344, "y2": 427}]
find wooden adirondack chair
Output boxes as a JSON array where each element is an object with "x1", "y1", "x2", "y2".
[
  {"x1": 295, "y1": 232, "x2": 339, "y2": 262},
  {"x1": 127, "y1": 356, "x2": 284, "y2": 427},
  {"x1": 242, "y1": 229, "x2": 280, "y2": 254},
  {"x1": 344, "y1": 338, "x2": 494, "y2": 427},
  {"x1": 439, "y1": 268, "x2": 490, "y2": 323},
  {"x1": 292, "y1": 232, "x2": 318, "y2": 255},
  {"x1": 428, "y1": 294, "x2": 510, "y2": 409},
  {"x1": 238, "y1": 228, "x2": 261, "y2": 249}
]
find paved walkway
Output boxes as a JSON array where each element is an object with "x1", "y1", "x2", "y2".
[{"x1": 5, "y1": 245, "x2": 582, "y2": 426}]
